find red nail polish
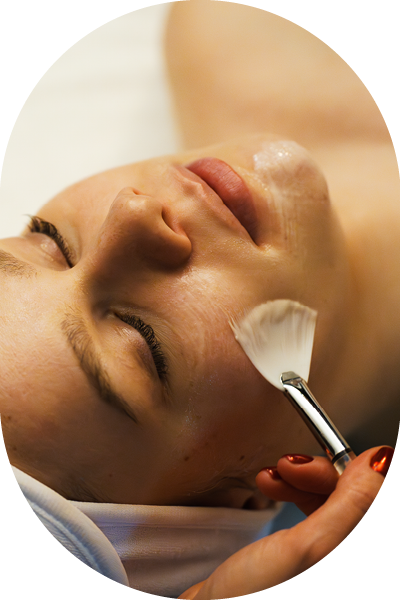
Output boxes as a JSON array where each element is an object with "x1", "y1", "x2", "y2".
[
  {"x1": 370, "y1": 447, "x2": 394, "y2": 476},
  {"x1": 283, "y1": 454, "x2": 314, "y2": 464},
  {"x1": 262, "y1": 467, "x2": 282, "y2": 480}
]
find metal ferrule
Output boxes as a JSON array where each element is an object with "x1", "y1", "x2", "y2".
[{"x1": 280, "y1": 371, "x2": 355, "y2": 472}]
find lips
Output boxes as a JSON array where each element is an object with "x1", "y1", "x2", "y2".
[{"x1": 185, "y1": 158, "x2": 258, "y2": 241}]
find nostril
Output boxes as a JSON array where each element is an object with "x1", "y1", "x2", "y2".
[
  {"x1": 161, "y1": 204, "x2": 189, "y2": 239},
  {"x1": 147, "y1": 200, "x2": 192, "y2": 267},
  {"x1": 105, "y1": 187, "x2": 192, "y2": 269},
  {"x1": 117, "y1": 186, "x2": 144, "y2": 197},
  {"x1": 153, "y1": 223, "x2": 192, "y2": 268}
]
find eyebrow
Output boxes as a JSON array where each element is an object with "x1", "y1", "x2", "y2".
[
  {"x1": 61, "y1": 311, "x2": 139, "y2": 424},
  {"x1": 0, "y1": 248, "x2": 37, "y2": 277}
]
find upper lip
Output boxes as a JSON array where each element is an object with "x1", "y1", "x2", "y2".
[{"x1": 183, "y1": 158, "x2": 258, "y2": 242}]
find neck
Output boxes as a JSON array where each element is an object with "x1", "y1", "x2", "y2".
[{"x1": 315, "y1": 139, "x2": 400, "y2": 449}]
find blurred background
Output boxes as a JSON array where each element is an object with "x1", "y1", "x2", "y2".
[{"x1": 0, "y1": 3, "x2": 178, "y2": 238}]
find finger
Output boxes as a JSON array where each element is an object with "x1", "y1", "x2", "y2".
[
  {"x1": 192, "y1": 446, "x2": 393, "y2": 599},
  {"x1": 179, "y1": 580, "x2": 206, "y2": 599},
  {"x1": 256, "y1": 467, "x2": 328, "y2": 516},
  {"x1": 276, "y1": 454, "x2": 339, "y2": 495},
  {"x1": 256, "y1": 454, "x2": 340, "y2": 516},
  {"x1": 284, "y1": 446, "x2": 393, "y2": 571}
]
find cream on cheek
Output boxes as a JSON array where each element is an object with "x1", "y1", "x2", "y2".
[
  {"x1": 150, "y1": 264, "x2": 332, "y2": 478},
  {"x1": 157, "y1": 282, "x2": 232, "y2": 395},
  {"x1": 160, "y1": 283, "x2": 270, "y2": 446}
]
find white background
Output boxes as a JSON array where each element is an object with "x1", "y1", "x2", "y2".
[{"x1": 0, "y1": 1, "x2": 399, "y2": 599}]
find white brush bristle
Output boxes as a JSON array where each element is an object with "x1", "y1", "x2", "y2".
[{"x1": 230, "y1": 300, "x2": 317, "y2": 390}]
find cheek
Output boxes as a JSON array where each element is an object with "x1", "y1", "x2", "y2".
[{"x1": 184, "y1": 347, "x2": 276, "y2": 445}]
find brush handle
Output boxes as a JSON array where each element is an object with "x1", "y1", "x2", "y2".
[{"x1": 281, "y1": 372, "x2": 355, "y2": 474}]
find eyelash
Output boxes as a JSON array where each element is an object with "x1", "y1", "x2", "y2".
[
  {"x1": 28, "y1": 215, "x2": 74, "y2": 268},
  {"x1": 117, "y1": 313, "x2": 169, "y2": 380}
]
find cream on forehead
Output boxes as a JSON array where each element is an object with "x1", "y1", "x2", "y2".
[{"x1": 159, "y1": 270, "x2": 238, "y2": 370}]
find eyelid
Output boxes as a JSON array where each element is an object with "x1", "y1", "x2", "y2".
[
  {"x1": 28, "y1": 215, "x2": 75, "y2": 268},
  {"x1": 115, "y1": 311, "x2": 169, "y2": 381}
]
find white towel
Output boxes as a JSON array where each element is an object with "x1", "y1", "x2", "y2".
[
  {"x1": 13, "y1": 467, "x2": 129, "y2": 587},
  {"x1": 13, "y1": 467, "x2": 280, "y2": 598},
  {"x1": 73, "y1": 499, "x2": 280, "y2": 598}
]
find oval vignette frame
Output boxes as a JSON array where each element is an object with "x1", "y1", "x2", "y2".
[{"x1": 0, "y1": 1, "x2": 399, "y2": 600}]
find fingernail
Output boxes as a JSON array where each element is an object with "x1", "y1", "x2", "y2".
[
  {"x1": 283, "y1": 454, "x2": 314, "y2": 465},
  {"x1": 370, "y1": 447, "x2": 394, "y2": 477},
  {"x1": 261, "y1": 467, "x2": 282, "y2": 480}
]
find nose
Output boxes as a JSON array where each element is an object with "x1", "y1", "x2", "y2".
[{"x1": 88, "y1": 187, "x2": 192, "y2": 278}]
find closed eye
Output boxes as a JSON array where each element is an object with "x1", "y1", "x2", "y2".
[
  {"x1": 116, "y1": 312, "x2": 169, "y2": 381},
  {"x1": 28, "y1": 215, "x2": 74, "y2": 268}
]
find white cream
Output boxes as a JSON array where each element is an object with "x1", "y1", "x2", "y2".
[{"x1": 253, "y1": 140, "x2": 313, "y2": 181}]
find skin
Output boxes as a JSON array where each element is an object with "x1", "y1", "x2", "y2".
[
  {"x1": 164, "y1": 1, "x2": 388, "y2": 151},
  {"x1": 165, "y1": 1, "x2": 400, "y2": 449},
  {"x1": 1, "y1": 133, "x2": 353, "y2": 506}
]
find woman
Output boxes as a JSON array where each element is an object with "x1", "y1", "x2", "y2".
[{"x1": 0, "y1": 2, "x2": 398, "y2": 597}]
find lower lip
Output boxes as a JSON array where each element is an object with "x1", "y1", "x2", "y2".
[{"x1": 185, "y1": 158, "x2": 258, "y2": 241}]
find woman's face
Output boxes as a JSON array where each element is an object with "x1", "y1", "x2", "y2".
[{"x1": 0, "y1": 134, "x2": 351, "y2": 507}]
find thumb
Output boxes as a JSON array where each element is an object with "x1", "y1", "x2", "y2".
[
  {"x1": 179, "y1": 581, "x2": 206, "y2": 600},
  {"x1": 284, "y1": 446, "x2": 393, "y2": 572}
]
